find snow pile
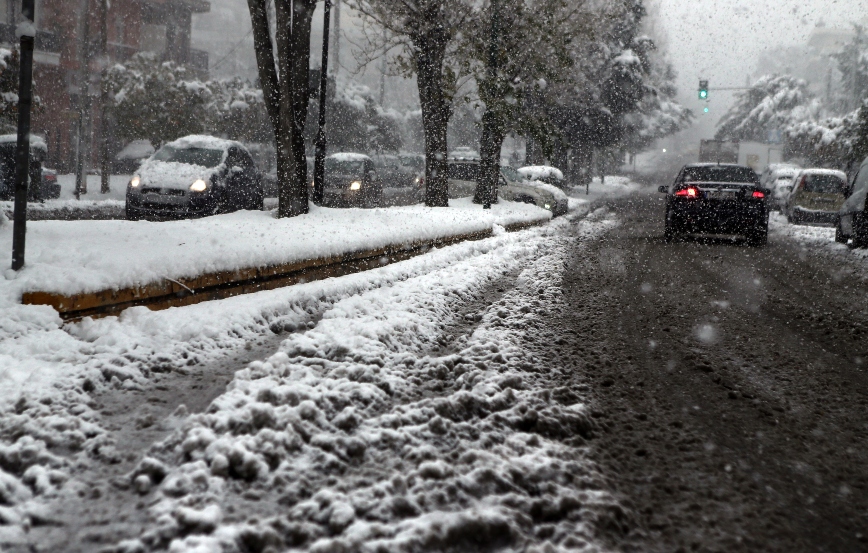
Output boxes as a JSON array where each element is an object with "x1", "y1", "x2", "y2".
[{"x1": 114, "y1": 211, "x2": 621, "y2": 552}]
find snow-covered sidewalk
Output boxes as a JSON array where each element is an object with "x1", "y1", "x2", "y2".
[
  {"x1": 0, "y1": 177, "x2": 638, "y2": 552},
  {"x1": 2, "y1": 199, "x2": 549, "y2": 302}
]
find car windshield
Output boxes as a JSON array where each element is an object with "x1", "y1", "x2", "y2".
[
  {"x1": 326, "y1": 159, "x2": 364, "y2": 174},
  {"x1": 500, "y1": 166, "x2": 522, "y2": 182},
  {"x1": 802, "y1": 174, "x2": 846, "y2": 194},
  {"x1": 400, "y1": 156, "x2": 424, "y2": 170},
  {"x1": 152, "y1": 146, "x2": 223, "y2": 168},
  {"x1": 682, "y1": 166, "x2": 758, "y2": 184}
]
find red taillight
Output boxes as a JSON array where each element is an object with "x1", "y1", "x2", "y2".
[
  {"x1": 675, "y1": 187, "x2": 699, "y2": 198},
  {"x1": 45, "y1": 175, "x2": 57, "y2": 183},
  {"x1": 752, "y1": 190, "x2": 765, "y2": 198}
]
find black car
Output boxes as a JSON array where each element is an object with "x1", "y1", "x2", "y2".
[
  {"x1": 659, "y1": 163, "x2": 770, "y2": 246},
  {"x1": 320, "y1": 154, "x2": 383, "y2": 208},
  {"x1": 836, "y1": 156, "x2": 868, "y2": 247},
  {"x1": 0, "y1": 134, "x2": 46, "y2": 202},
  {"x1": 126, "y1": 135, "x2": 263, "y2": 221}
]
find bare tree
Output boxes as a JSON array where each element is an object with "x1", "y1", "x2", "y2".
[
  {"x1": 349, "y1": 0, "x2": 473, "y2": 207},
  {"x1": 247, "y1": 0, "x2": 318, "y2": 217}
]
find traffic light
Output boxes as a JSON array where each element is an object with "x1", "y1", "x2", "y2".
[{"x1": 699, "y1": 80, "x2": 709, "y2": 100}]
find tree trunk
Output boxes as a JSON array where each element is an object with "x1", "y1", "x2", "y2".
[
  {"x1": 414, "y1": 30, "x2": 450, "y2": 208},
  {"x1": 247, "y1": 0, "x2": 318, "y2": 218},
  {"x1": 474, "y1": 110, "x2": 505, "y2": 205},
  {"x1": 288, "y1": 0, "x2": 315, "y2": 215}
]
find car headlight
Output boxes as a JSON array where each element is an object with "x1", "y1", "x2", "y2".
[
  {"x1": 190, "y1": 179, "x2": 208, "y2": 192},
  {"x1": 350, "y1": 181, "x2": 362, "y2": 191},
  {"x1": 129, "y1": 176, "x2": 140, "y2": 188},
  {"x1": 544, "y1": 204, "x2": 551, "y2": 209}
]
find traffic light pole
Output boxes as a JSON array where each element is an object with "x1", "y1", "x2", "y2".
[
  {"x1": 312, "y1": 0, "x2": 332, "y2": 205},
  {"x1": 11, "y1": 0, "x2": 36, "y2": 271}
]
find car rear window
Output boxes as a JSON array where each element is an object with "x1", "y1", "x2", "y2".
[
  {"x1": 682, "y1": 166, "x2": 759, "y2": 184},
  {"x1": 447, "y1": 163, "x2": 479, "y2": 181},
  {"x1": 802, "y1": 174, "x2": 846, "y2": 194}
]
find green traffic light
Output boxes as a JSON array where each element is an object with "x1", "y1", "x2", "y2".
[
  {"x1": 699, "y1": 90, "x2": 708, "y2": 100},
  {"x1": 703, "y1": 107, "x2": 709, "y2": 113}
]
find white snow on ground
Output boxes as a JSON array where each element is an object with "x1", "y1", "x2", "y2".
[
  {"x1": 112, "y1": 206, "x2": 624, "y2": 553},
  {"x1": 769, "y1": 211, "x2": 868, "y2": 264},
  {"x1": 0, "y1": 182, "x2": 624, "y2": 550},
  {"x1": 0, "y1": 175, "x2": 131, "y2": 215},
  {"x1": 0, "y1": 200, "x2": 549, "y2": 298}
]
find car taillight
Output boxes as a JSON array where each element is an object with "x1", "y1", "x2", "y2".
[
  {"x1": 45, "y1": 175, "x2": 57, "y2": 183},
  {"x1": 752, "y1": 190, "x2": 765, "y2": 198},
  {"x1": 675, "y1": 186, "x2": 700, "y2": 198}
]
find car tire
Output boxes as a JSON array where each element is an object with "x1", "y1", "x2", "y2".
[
  {"x1": 125, "y1": 206, "x2": 140, "y2": 221},
  {"x1": 835, "y1": 218, "x2": 847, "y2": 244}
]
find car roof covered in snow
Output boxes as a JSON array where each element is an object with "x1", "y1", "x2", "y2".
[
  {"x1": 163, "y1": 135, "x2": 244, "y2": 152},
  {"x1": 796, "y1": 168, "x2": 847, "y2": 178},
  {"x1": 0, "y1": 133, "x2": 47, "y2": 151},
  {"x1": 328, "y1": 153, "x2": 372, "y2": 162},
  {"x1": 518, "y1": 165, "x2": 565, "y2": 182}
]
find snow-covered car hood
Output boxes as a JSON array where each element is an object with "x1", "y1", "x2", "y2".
[
  {"x1": 518, "y1": 165, "x2": 565, "y2": 184},
  {"x1": 137, "y1": 160, "x2": 221, "y2": 191}
]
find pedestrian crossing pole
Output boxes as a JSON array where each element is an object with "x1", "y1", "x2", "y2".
[{"x1": 11, "y1": 0, "x2": 36, "y2": 271}]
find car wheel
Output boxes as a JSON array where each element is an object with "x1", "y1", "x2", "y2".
[
  {"x1": 835, "y1": 218, "x2": 847, "y2": 244},
  {"x1": 125, "y1": 206, "x2": 140, "y2": 221}
]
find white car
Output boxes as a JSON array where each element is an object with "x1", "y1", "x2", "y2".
[
  {"x1": 759, "y1": 164, "x2": 800, "y2": 211},
  {"x1": 446, "y1": 159, "x2": 568, "y2": 216},
  {"x1": 518, "y1": 165, "x2": 567, "y2": 190}
]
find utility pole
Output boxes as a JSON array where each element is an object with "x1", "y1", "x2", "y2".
[
  {"x1": 99, "y1": 0, "x2": 110, "y2": 193},
  {"x1": 379, "y1": 34, "x2": 386, "y2": 107},
  {"x1": 312, "y1": 0, "x2": 331, "y2": 205},
  {"x1": 11, "y1": 0, "x2": 36, "y2": 271},
  {"x1": 330, "y1": 0, "x2": 340, "y2": 77},
  {"x1": 74, "y1": 0, "x2": 92, "y2": 199},
  {"x1": 483, "y1": 0, "x2": 498, "y2": 209}
]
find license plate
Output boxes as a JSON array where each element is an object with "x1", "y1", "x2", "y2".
[{"x1": 706, "y1": 190, "x2": 736, "y2": 200}]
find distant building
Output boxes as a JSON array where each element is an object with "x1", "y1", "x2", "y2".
[{"x1": 0, "y1": 0, "x2": 210, "y2": 172}]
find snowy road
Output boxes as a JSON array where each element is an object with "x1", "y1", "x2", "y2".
[
  {"x1": 557, "y1": 191, "x2": 868, "y2": 552},
  {"x1": 6, "y1": 180, "x2": 868, "y2": 552}
]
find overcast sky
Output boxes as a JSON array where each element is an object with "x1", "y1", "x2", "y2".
[{"x1": 655, "y1": 0, "x2": 866, "y2": 137}]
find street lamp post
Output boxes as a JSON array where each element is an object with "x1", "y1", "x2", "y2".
[
  {"x1": 312, "y1": 0, "x2": 332, "y2": 205},
  {"x1": 11, "y1": 0, "x2": 36, "y2": 271}
]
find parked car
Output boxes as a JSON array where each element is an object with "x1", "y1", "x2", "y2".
[
  {"x1": 836, "y1": 156, "x2": 868, "y2": 247},
  {"x1": 783, "y1": 169, "x2": 848, "y2": 225},
  {"x1": 759, "y1": 164, "x2": 800, "y2": 211},
  {"x1": 371, "y1": 154, "x2": 415, "y2": 189},
  {"x1": 41, "y1": 168, "x2": 61, "y2": 199},
  {"x1": 659, "y1": 163, "x2": 770, "y2": 246},
  {"x1": 114, "y1": 139, "x2": 154, "y2": 174},
  {"x1": 518, "y1": 165, "x2": 567, "y2": 190},
  {"x1": 321, "y1": 153, "x2": 383, "y2": 208},
  {"x1": 126, "y1": 135, "x2": 263, "y2": 221},
  {"x1": 446, "y1": 158, "x2": 567, "y2": 216},
  {"x1": 0, "y1": 134, "x2": 46, "y2": 202}
]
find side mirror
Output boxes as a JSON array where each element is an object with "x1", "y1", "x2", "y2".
[{"x1": 658, "y1": 185, "x2": 668, "y2": 193}]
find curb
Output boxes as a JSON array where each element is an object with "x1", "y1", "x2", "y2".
[{"x1": 22, "y1": 218, "x2": 549, "y2": 321}]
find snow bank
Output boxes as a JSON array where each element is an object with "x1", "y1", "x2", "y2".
[{"x1": 0, "y1": 201, "x2": 549, "y2": 299}]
